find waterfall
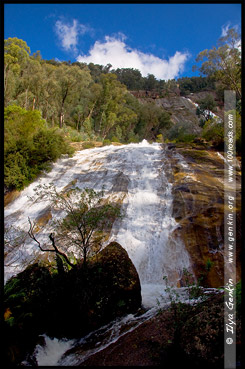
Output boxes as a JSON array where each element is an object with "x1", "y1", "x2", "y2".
[{"x1": 5, "y1": 140, "x2": 192, "y2": 365}]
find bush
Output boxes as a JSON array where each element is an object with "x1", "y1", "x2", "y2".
[
  {"x1": 4, "y1": 106, "x2": 74, "y2": 191},
  {"x1": 110, "y1": 135, "x2": 120, "y2": 143},
  {"x1": 103, "y1": 139, "x2": 111, "y2": 146},
  {"x1": 156, "y1": 134, "x2": 163, "y2": 143},
  {"x1": 166, "y1": 121, "x2": 197, "y2": 143},
  {"x1": 177, "y1": 133, "x2": 196, "y2": 143},
  {"x1": 32, "y1": 129, "x2": 73, "y2": 163},
  {"x1": 4, "y1": 152, "x2": 30, "y2": 189},
  {"x1": 82, "y1": 142, "x2": 95, "y2": 149},
  {"x1": 202, "y1": 118, "x2": 224, "y2": 147}
]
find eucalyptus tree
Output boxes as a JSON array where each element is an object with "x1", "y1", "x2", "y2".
[
  {"x1": 15, "y1": 56, "x2": 44, "y2": 110},
  {"x1": 94, "y1": 73, "x2": 130, "y2": 139},
  {"x1": 135, "y1": 102, "x2": 171, "y2": 140},
  {"x1": 40, "y1": 63, "x2": 60, "y2": 125},
  {"x1": 4, "y1": 37, "x2": 31, "y2": 106},
  {"x1": 70, "y1": 82, "x2": 102, "y2": 133},
  {"x1": 55, "y1": 63, "x2": 92, "y2": 128},
  {"x1": 194, "y1": 27, "x2": 241, "y2": 99}
]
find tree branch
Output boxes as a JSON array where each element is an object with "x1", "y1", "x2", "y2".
[{"x1": 28, "y1": 217, "x2": 74, "y2": 268}]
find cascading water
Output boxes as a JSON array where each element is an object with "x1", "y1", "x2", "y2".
[{"x1": 5, "y1": 140, "x2": 192, "y2": 366}]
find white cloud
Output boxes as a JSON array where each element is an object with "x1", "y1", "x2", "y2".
[
  {"x1": 77, "y1": 35, "x2": 189, "y2": 80},
  {"x1": 221, "y1": 22, "x2": 240, "y2": 37},
  {"x1": 221, "y1": 23, "x2": 231, "y2": 37},
  {"x1": 220, "y1": 23, "x2": 241, "y2": 51},
  {"x1": 55, "y1": 19, "x2": 89, "y2": 53}
]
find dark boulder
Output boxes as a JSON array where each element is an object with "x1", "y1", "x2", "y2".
[
  {"x1": 3, "y1": 242, "x2": 141, "y2": 365},
  {"x1": 61, "y1": 242, "x2": 142, "y2": 337}
]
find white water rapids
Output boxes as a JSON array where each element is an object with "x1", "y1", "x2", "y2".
[{"x1": 5, "y1": 140, "x2": 193, "y2": 365}]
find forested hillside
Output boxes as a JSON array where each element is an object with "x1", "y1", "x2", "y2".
[{"x1": 4, "y1": 27, "x2": 241, "y2": 192}]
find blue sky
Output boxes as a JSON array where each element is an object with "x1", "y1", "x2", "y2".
[{"x1": 4, "y1": 3, "x2": 241, "y2": 80}]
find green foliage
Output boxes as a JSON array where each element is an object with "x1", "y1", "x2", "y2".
[
  {"x1": 159, "y1": 269, "x2": 211, "y2": 356},
  {"x1": 156, "y1": 134, "x2": 163, "y2": 143},
  {"x1": 178, "y1": 134, "x2": 196, "y2": 143},
  {"x1": 193, "y1": 27, "x2": 241, "y2": 99},
  {"x1": 196, "y1": 94, "x2": 217, "y2": 121},
  {"x1": 67, "y1": 129, "x2": 83, "y2": 142},
  {"x1": 112, "y1": 68, "x2": 144, "y2": 90},
  {"x1": 202, "y1": 118, "x2": 224, "y2": 147},
  {"x1": 28, "y1": 185, "x2": 122, "y2": 267},
  {"x1": 127, "y1": 131, "x2": 140, "y2": 143},
  {"x1": 33, "y1": 128, "x2": 73, "y2": 162},
  {"x1": 82, "y1": 142, "x2": 96, "y2": 149},
  {"x1": 4, "y1": 36, "x2": 196, "y2": 148},
  {"x1": 6, "y1": 35, "x2": 238, "y2": 163},
  {"x1": 110, "y1": 135, "x2": 120, "y2": 143},
  {"x1": 103, "y1": 139, "x2": 111, "y2": 146},
  {"x1": 4, "y1": 105, "x2": 73, "y2": 190},
  {"x1": 177, "y1": 76, "x2": 215, "y2": 95},
  {"x1": 205, "y1": 258, "x2": 214, "y2": 272},
  {"x1": 135, "y1": 102, "x2": 171, "y2": 141},
  {"x1": 182, "y1": 268, "x2": 204, "y2": 300},
  {"x1": 166, "y1": 121, "x2": 197, "y2": 143},
  {"x1": 4, "y1": 38, "x2": 31, "y2": 105}
]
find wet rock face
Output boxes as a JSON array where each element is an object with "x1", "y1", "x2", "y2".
[
  {"x1": 166, "y1": 144, "x2": 241, "y2": 287},
  {"x1": 4, "y1": 189, "x2": 20, "y2": 206}
]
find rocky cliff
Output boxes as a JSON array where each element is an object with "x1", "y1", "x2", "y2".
[
  {"x1": 155, "y1": 95, "x2": 201, "y2": 130},
  {"x1": 135, "y1": 90, "x2": 223, "y2": 135},
  {"x1": 165, "y1": 143, "x2": 241, "y2": 287}
]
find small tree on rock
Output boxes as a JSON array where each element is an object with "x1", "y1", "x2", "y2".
[{"x1": 28, "y1": 184, "x2": 121, "y2": 269}]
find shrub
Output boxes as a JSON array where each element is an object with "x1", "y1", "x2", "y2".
[
  {"x1": 82, "y1": 142, "x2": 95, "y2": 149},
  {"x1": 177, "y1": 133, "x2": 196, "y2": 143},
  {"x1": 32, "y1": 129, "x2": 73, "y2": 163},
  {"x1": 4, "y1": 106, "x2": 74, "y2": 191},
  {"x1": 103, "y1": 139, "x2": 111, "y2": 146},
  {"x1": 202, "y1": 118, "x2": 224, "y2": 147},
  {"x1": 156, "y1": 134, "x2": 163, "y2": 143},
  {"x1": 166, "y1": 121, "x2": 197, "y2": 143},
  {"x1": 110, "y1": 135, "x2": 120, "y2": 143}
]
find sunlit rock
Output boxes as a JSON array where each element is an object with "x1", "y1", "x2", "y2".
[{"x1": 166, "y1": 144, "x2": 241, "y2": 287}]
